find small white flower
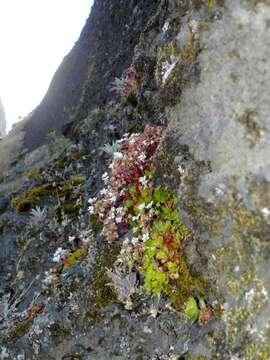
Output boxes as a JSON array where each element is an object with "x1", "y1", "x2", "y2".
[
  {"x1": 68, "y1": 236, "x2": 76, "y2": 243},
  {"x1": 102, "y1": 172, "x2": 108, "y2": 179},
  {"x1": 113, "y1": 152, "x2": 123, "y2": 159},
  {"x1": 111, "y1": 207, "x2": 116, "y2": 212},
  {"x1": 82, "y1": 237, "x2": 90, "y2": 247},
  {"x1": 115, "y1": 217, "x2": 123, "y2": 224},
  {"x1": 245, "y1": 288, "x2": 255, "y2": 303},
  {"x1": 142, "y1": 233, "x2": 149, "y2": 242},
  {"x1": 116, "y1": 207, "x2": 124, "y2": 213},
  {"x1": 138, "y1": 153, "x2": 146, "y2": 161},
  {"x1": 100, "y1": 188, "x2": 108, "y2": 195},
  {"x1": 138, "y1": 203, "x2": 145, "y2": 211},
  {"x1": 139, "y1": 176, "x2": 148, "y2": 186},
  {"x1": 111, "y1": 195, "x2": 117, "y2": 202},
  {"x1": 162, "y1": 20, "x2": 169, "y2": 33},
  {"x1": 88, "y1": 206, "x2": 95, "y2": 214},
  {"x1": 53, "y1": 247, "x2": 64, "y2": 262},
  {"x1": 109, "y1": 163, "x2": 114, "y2": 169},
  {"x1": 132, "y1": 215, "x2": 139, "y2": 221},
  {"x1": 261, "y1": 286, "x2": 268, "y2": 297},
  {"x1": 130, "y1": 138, "x2": 136, "y2": 144},
  {"x1": 262, "y1": 207, "x2": 270, "y2": 217},
  {"x1": 131, "y1": 237, "x2": 139, "y2": 245},
  {"x1": 145, "y1": 201, "x2": 153, "y2": 209},
  {"x1": 178, "y1": 165, "x2": 185, "y2": 174},
  {"x1": 88, "y1": 197, "x2": 97, "y2": 204}
]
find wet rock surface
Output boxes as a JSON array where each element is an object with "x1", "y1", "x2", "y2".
[{"x1": 1, "y1": 0, "x2": 270, "y2": 359}]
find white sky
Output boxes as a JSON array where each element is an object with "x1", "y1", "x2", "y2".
[{"x1": 0, "y1": 0, "x2": 93, "y2": 132}]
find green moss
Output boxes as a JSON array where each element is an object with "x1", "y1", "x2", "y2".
[
  {"x1": 169, "y1": 258, "x2": 209, "y2": 310},
  {"x1": 244, "y1": 345, "x2": 270, "y2": 360},
  {"x1": 57, "y1": 202, "x2": 81, "y2": 220},
  {"x1": 49, "y1": 322, "x2": 71, "y2": 341},
  {"x1": 87, "y1": 60, "x2": 95, "y2": 79},
  {"x1": 89, "y1": 215, "x2": 103, "y2": 232},
  {"x1": 11, "y1": 176, "x2": 85, "y2": 214},
  {"x1": 25, "y1": 183, "x2": 55, "y2": 198},
  {"x1": 184, "y1": 354, "x2": 207, "y2": 360},
  {"x1": 184, "y1": 296, "x2": 199, "y2": 320},
  {"x1": 25, "y1": 166, "x2": 41, "y2": 181},
  {"x1": 11, "y1": 196, "x2": 38, "y2": 213},
  {"x1": 8, "y1": 317, "x2": 33, "y2": 342},
  {"x1": 208, "y1": 0, "x2": 215, "y2": 9},
  {"x1": 62, "y1": 353, "x2": 83, "y2": 360},
  {"x1": 63, "y1": 248, "x2": 87, "y2": 269},
  {"x1": 83, "y1": 245, "x2": 119, "y2": 326}
]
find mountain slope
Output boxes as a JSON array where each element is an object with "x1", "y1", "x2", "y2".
[
  {"x1": 1, "y1": 1, "x2": 270, "y2": 359},
  {"x1": 22, "y1": 0, "x2": 159, "y2": 151}
]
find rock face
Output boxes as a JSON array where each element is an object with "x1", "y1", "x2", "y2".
[
  {"x1": 1, "y1": 0, "x2": 270, "y2": 359},
  {"x1": 22, "y1": 0, "x2": 158, "y2": 151},
  {"x1": 0, "y1": 98, "x2": 6, "y2": 137}
]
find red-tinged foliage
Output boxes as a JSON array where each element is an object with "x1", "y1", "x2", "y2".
[
  {"x1": 27, "y1": 303, "x2": 45, "y2": 319},
  {"x1": 91, "y1": 126, "x2": 163, "y2": 242},
  {"x1": 198, "y1": 304, "x2": 213, "y2": 326},
  {"x1": 123, "y1": 64, "x2": 137, "y2": 97}
]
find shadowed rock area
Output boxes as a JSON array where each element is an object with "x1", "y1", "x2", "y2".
[{"x1": 1, "y1": 0, "x2": 270, "y2": 359}]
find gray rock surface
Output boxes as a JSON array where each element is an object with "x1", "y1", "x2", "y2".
[
  {"x1": 164, "y1": 1, "x2": 270, "y2": 357},
  {"x1": 1, "y1": 0, "x2": 270, "y2": 359}
]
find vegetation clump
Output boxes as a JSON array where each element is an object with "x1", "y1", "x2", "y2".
[
  {"x1": 111, "y1": 64, "x2": 138, "y2": 104},
  {"x1": 11, "y1": 176, "x2": 85, "y2": 215},
  {"x1": 88, "y1": 126, "x2": 205, "y2": 311}
]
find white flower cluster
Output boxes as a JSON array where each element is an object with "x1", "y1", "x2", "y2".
[
  {"x1": 137, "y1": 201, "x2": 153, "y2": 211},
  {"x1": 52, "y1": 247, "x2": 66, "y2": 263},
  {"x1": 142, "y1": 233, "x2": 149, "y2": 242},
  {"x1": 139, "y1": 176, "x2": 148, "y2": 187},
  {"x1": 113, "y1": 152, "x2": 123, "y2": 159},
  {"x1": 43, "y1": 270, "x2": 59, "y2": 286},
  {"x1": 138, "y1": 153, "x2": 146, "y2": 161},
  {"x1": 102, "y1": 172, "x2": 109, "y2": 183}
]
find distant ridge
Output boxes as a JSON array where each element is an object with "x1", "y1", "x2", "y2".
[{"x1": 22, "y1": 0, "x2": 157, "y2": 151}]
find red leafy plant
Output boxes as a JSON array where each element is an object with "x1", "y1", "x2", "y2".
[
  {"x1": 88, "y1": 126, "x2": 163, "y2": 241},
  {"x1": 27, "y1": 303, "x2": 45, "y2": 320},
  {"x1": 111, "y1": 64, "x2": 137, "y2": 98}
]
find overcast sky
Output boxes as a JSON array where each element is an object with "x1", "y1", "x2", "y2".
[{"x1": 0, "y1": 0, "x2": 93, "y2": 131}]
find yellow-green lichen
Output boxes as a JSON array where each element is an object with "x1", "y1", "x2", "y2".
[{"x1": 83, "y1": 245, "x2": 119, "y2": 326}]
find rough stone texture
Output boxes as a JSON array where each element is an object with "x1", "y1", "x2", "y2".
[
  {"x1": 1, "y1": 0, "x2": 270, "y2": 359},
  {"x1": 0, "y1": 98, "x2": 6, "y2": 137},
  {"x1": 164, "y1": 1, "x2": 270, "y2": 357}
]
